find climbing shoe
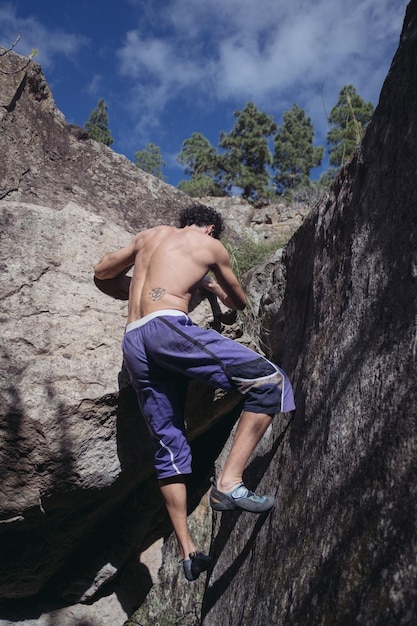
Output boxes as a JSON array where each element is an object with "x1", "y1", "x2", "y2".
[
  {"x1": 210, "y1": 481, "x2": 274, "y2": 513},
  {"x1": 180, "y1": 551, "x2": 212, "y2": 581}
]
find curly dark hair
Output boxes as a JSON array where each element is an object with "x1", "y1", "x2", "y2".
[{"x1": 179, "y1": 204, "x2": 224, "y2": 239}]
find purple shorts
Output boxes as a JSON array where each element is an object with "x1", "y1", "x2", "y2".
[{"x1": 122, "y1": 310, "x2": 295, "y2": 479}]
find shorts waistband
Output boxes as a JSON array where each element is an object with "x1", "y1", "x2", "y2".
[{"x1": 125, "y1": 310, "x2": 188, "y2": 333}]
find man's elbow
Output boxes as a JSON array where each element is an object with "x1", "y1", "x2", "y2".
[
  {"x1": 94, "y1": 261, "x2": 114, "y2": 280},
  {"x1": 94, "y1": 266, "x2": 107, "y2": 280}
]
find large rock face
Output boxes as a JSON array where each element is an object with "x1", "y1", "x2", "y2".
[
  {"x1": 202, "y1": 2, "x2": 417, "y2": 625},
  {"x1": 0, "y1": 48, "x2": 245, "y2": 625},
  {"x1": 0, "y1": 49, "x2": 190, "y2": 232}
]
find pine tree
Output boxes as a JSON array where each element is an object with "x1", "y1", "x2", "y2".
[
  {"x1": 178, "y1": 176, "x2": 224, "y2": 197},
  {"x1": 134, "y1": 143, "x2": 166, "y2": 180},
  {"x1": 84, "y1": 99, "x2": 114, "y2": 146},
  {"x1": 177, "y1": 132, "x2": 218, "y2": 177},
  {"x1": 177, "y1": 132, "x2": 224, "y2": 196},
  {"x1": 219, "y1": 102, "x2": 277, "y2": 201},
  {"x1": 274, "y1": 104, "x2": 324, "y2": 193},
  {"x1": 327, "y1": 85, "x2": 374, "y2": 167}
]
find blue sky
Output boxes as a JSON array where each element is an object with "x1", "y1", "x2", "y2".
[{"x1": 0, "y1": 0, "x2": 409, "y2": 187}]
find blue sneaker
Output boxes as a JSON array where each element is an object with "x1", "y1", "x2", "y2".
[{"x1": 210, "y1": 482, "x2": 274, "y2": 513}]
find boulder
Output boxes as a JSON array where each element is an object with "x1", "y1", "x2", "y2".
[
  {"x1": 0, "y1": 47, "x2": 245, "y2": 624},
  {"x1": 0, "y1": 197, "x2": 243, "y2": 605},
  {"x1": 203, "y1": 2, "x2": 417, "y2": 624},
  {"x1": 0, "y1": 48, "x2": 190, "y2": 232}
]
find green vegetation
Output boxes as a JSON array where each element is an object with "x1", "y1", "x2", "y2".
[
  {"x1": 326, "y1": 84, "x2": 374, "y2": 167},
  {"x1": 174, "y1": 84, "x2": 373, "y2": 203},
  {"x1": 177, "y1": 132, "x2": 223, "y2": 196},
  {"x1": 176, "y1": 103, "x2": 279, "y2": 201},
  {"x1": 135, "y1": 143, "x2": 167, "y2": 180},
  {"x1": 178, "y1": 175, "x2": 224, "y2": 197},
  {"x1": 225, "y1": 234, "x2": 286, "y2": 278},
  {"x1": 84, "y1": 98, "x2": 114, "y2": 146},
  {"x1": 274, "y1": 103, "x2": 324, "y2": 192},
  {"x1": 177, "y1": 132, "x2": 219, "y2": 180},
  {"x1": 77, "y1": 83, "x2": 373, "y2": 202},
  {"x1": 218, "y1": 102, "x2": 277, "y2": 201}
]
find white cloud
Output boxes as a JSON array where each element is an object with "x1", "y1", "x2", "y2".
[
  {"x1": 86, "y1": 73, "x2": 103, "y2": 96},
  {"x1": 118, "y1": 30, "x2": 201, "y2": 86},
  {"x1": 116, "y1": 0, "x2": 407, "y2": 148},
  {"x1": 0, "y1": 3, "x2": 88, "y2": 69},
  {"x1": 117, "y1": 29, "x2": 203, "y2": 117}
]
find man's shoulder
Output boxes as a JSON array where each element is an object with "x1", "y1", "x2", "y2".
[
  {"x1": 208, "y1": 236, "x2": 227, "y2": 253},
  {"x1": 136, "y1": 225, "x2": 176, "y2": 240}
]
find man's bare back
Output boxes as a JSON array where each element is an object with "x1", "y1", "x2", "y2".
[{"x1": 94, "y1": 224, "x2": 246, "y2": 323}]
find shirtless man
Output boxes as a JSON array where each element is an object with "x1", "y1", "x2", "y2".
[{"x1": 94, "y1": 204, "x2": 295, "y2": 581}]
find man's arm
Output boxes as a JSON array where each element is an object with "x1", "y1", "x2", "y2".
[
  {"x1": 94, "y1": 238, "x2": 136, "y2": 280},
  {"x1": 199, "y1": 275, "x2": 243, "y2": 310},
  {"x1": 203, "y1": 243, "x2": 247, "y2": 310}
]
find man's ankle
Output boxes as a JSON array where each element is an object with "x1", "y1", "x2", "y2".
[{"x1": 215, "y1": 479, "x2": 242, "y2": 494}]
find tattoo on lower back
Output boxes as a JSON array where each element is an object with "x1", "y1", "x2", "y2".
[{"x1": 149, "y1": 287, "x2": 166, "y2": 301}]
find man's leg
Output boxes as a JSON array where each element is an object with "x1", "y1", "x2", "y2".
[
  {"x1": 216, "y1": 411, "x2": 272, "y2": 493},
  {"x1": 159, "y1": 476, "x2": 196, "y2": 560},
  {"x1": 159, "y1": 476, "x2": 212, "y2": 581}
]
